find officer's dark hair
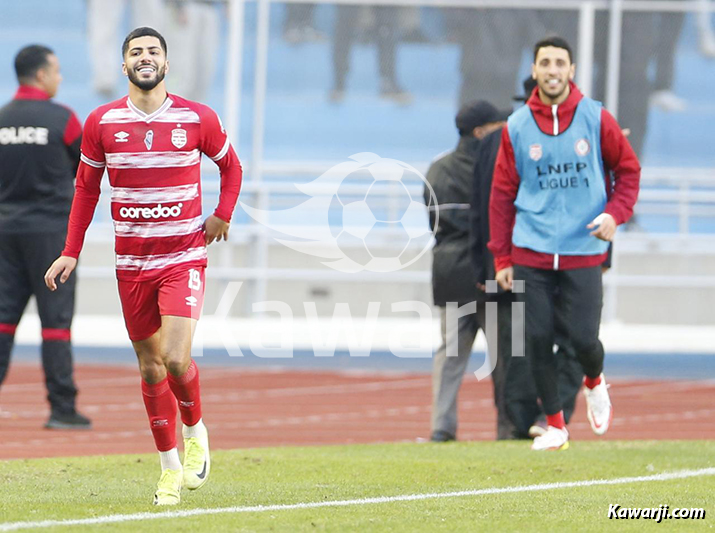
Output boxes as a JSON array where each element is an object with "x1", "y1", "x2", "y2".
[
  {"x1": 122, "y1": 27, "x2": 167, "y2": 58},
  {"x1": 14, "y1": 45, "x2": 54, "y2": 83},
  {"x1": 533, "y1": 36, "x2": 573, "y2": 64}
]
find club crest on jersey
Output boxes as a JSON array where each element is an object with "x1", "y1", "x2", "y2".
[
  {"x1": 171, "y1": 127, "x2": 187, "y2": 149},
  {"x1": 529, "y1": 144, "x2": 543, "y2": 161},
  {"x1": 575, "y1": 138, "x2": 590, "y2": 156},
  {"x1": 144, "y1": 130, "x2": 154, "y2": 150}
]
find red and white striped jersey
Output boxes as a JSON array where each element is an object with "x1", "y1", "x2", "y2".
[{"x1": 63, "y1": 94, "x2": 242, "y2": 281}]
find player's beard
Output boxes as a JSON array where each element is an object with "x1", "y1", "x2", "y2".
[
  {"x1": 539, "y1": 77, "x2": 567, "y2": 101},
  {"x1": 128, "y1": 64, "x2": 167, "y2": 91}
]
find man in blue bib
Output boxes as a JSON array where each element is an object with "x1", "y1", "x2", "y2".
[{"x1": 488, "y1": 37, "x2": 641, "y2": 451}]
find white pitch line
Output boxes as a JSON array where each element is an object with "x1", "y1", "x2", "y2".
[{"x1": 0, "y1": 468, "x2": 713, "y2": 532}]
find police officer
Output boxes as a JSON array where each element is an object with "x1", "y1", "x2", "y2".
[{"x1": 0, "y1": 45, "x2": 91, "y2": 429}]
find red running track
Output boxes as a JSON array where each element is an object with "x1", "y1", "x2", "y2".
[{"x1": 1, "y1": 364, "x2": 714, "y2": 460}]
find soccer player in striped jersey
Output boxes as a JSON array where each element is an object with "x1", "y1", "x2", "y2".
[{"x1": 45, "y1": 27, "x2": 242, "y2": 505}]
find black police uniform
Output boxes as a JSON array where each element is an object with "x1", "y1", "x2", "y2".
[{"x1": 0, "y1": 85, "x2": 87, "y2": 426}]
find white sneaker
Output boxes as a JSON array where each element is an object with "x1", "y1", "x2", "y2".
[
  {"x1": 700, "y1": 32, "x2": 715, "y2": 58},
  {"x1": 583, "y1": 374, "x2": 612, "y2": 436},
  {"x1": 531, "y1": 426, "x2": 569, "y2": 451},
  {"x1": 650, "y1": 90, "x2": 687, "y2": 112}
]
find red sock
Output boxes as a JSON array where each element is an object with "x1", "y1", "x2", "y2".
[
  {"x1": 546, "y1": 411, "x2": 566, "y2": 430},
  {"x1": 584, "y1": 375, "x2": 602, "y2": 389},
  {"x1": 167, "y1": 360, "x2": 202, "y2": 427},
  {"x1": 141, "y1": 378, "x2": 178, "y2": 452}
]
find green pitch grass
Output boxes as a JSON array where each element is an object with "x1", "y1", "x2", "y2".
[{"x1": 1, "y1": 441, "x2": 713, "y2": 532}]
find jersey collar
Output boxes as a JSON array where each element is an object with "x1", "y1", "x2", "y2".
[
  {"x1": 126, "y1": 95, "x2": 173, "y2": 123},
  {"x1": 14, "y1": 85, "x2": 51, "y2": 101}
]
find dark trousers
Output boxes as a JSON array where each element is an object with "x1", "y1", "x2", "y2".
[
  {"x1": 333, "y1": 6, "x2": 398, "y2": 88},
  {"x1": 513, "y1": 265, "x2": 604, "y2": 416},
  {"x1": 504, "y1": 294, "x2": 584, "y2": 436},
  {"x1": 453, "y1": 9, "x2": 527, "y2": 109},
  {"x1": 591, "y1": 11, "x2": 658, "y2": 158},
  {"x1": 284, "y1": 4, "x2": 315, "y2": 31},
  {"x1": 654, "y1": 12, "x2": 685, "y2": 91},
  {"x1": 0, "y1": 231, "x2": 78, "y2": 414},
  {"x1": 431, "y1": 296, "x2": 515, "y2": 440}
]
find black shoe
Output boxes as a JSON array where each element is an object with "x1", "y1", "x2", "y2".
[
  {"x1": 45, "y1": 411, "x2": 92, "y2": 430},
  {"x1": 497, "y1": 418, "x2": 522, "y2": 440},
  {"x1": 430, "y1": 430, "x2": 456, "y2": 443}
]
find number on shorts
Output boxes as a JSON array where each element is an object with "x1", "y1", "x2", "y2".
[{"x1": 188, "y1": 269, "x2": 201, "y2": 291}]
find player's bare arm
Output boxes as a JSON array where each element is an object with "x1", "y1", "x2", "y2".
[{"x1": 44, "y1": 256, "x2": 78, "y2": 291}]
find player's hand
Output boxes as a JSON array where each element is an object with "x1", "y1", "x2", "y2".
[
  {"x1": 44, "y1": 256, "x2": 77, "y2": 291},
  {"x1": 204, "y1": 215, "x2": 230, "y2": 245},
  {"x1": 587, "y1": 213, "x2": 617, "y2": 242},
  {"x1": 495, "y1": 267, "x2": 514, "y2": 291}
]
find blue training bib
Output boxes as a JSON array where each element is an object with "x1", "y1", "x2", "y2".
[{"x1": 508, "y1": 98, "x2": 609, "y2": 256}]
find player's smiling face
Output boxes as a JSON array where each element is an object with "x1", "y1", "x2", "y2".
[
  {"x1": 532, "y1": 46, "x2": 575, "y2": 105},
  {"x1": 122, "y1": 36, "x2": 168, "y2": 91}
]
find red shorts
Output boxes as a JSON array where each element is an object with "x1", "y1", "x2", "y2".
[{"x1": 117, "y1": 265, "x2": 206, "y2": 342}]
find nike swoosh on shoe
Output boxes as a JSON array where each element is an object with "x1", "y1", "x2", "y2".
[{"x1": 196, "y1": 460, "x2": 208, "y2": 480}]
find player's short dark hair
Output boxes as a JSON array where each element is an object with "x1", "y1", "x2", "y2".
[
  {"x1": 122, "y1": 27, "x2": 167, "y2": 58},
  {"x1": 14, "y1": 44, "x2": 54, "y2": 83},
  {"x1": 533, "y1": 36, "x2": 573, "y2": 63}
]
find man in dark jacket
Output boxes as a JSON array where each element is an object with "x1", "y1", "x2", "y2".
[
  {"x1": 424, "y1": 100, "x2": 513, "y2": 442},
  {"x1": 0, "y1": 45, "x2": 91, "y2": 429}
]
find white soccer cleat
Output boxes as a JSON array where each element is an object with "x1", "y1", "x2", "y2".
[
  {"x1": 650, "y1": 90, "x2": 687, "y2": 112},
  {"x1": 583, "y1": 373, "x2": 613, "y2": 436},
  {"x1": 531, "y1": 426, "x2": 569, "y2": 451}
]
